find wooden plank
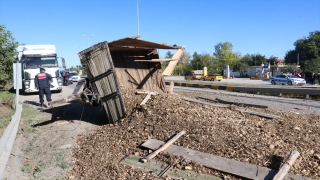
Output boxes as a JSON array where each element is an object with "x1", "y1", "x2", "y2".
[
  {"x1": 72, "y1": 79, "x2": 86, "y2": 96},
  {"x1": 235, "y1": 108, "x2": 280, "y2": 119},
  {"x1": 121, "y1": 155, "x2": 222, "y2": 180},
  {"x1": 184, "y1": 97, "x2": 279, "y2": 119},
  {"x1": 140, "y1": 94, "x2": 151, "y2": 105},
  {"x1": 214, "y1": 98, "x2": 268, "y2": 109},
  {"x1": 182, "y1": 97, "x2": 229, "y2": 108},
  {"x1": 134, "y1": 58, "x2": 178, "y2": 62},
  {"x1": 273, "y1": 151, "x2": 300, "y2": 180},
  {"x1": 136, "y1": 91, "x2": 158, "y2": 95},
  {"x1": 141, "y1": 130, "x2": 185, "y2": 162},
  {"x1": 141, "y1": 139, "x2": 311, "y2": 180},
  {"x1": 168, "y1": 81, "x2": 174, "y2": 94}
]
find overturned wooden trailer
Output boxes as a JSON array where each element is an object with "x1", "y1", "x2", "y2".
[{"x1": 76, "y1": 37, "x2": 185, "y2": 123}]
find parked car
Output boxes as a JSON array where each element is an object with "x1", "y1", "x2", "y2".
[
  {"x1": 270, "y1": 74, "x2": 306, "y2": 85},
  {"x1": 203, "y1": 74, "x2": 223, "y2": 81},
  {"x1": 70, "y1": 72, "x2": 81, "y2": 82}
]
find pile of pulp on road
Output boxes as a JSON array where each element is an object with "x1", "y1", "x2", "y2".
[{"x1": 66, "y1": 88, "x2": 320, "y2": 179}]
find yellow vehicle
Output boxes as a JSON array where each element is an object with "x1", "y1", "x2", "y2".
[
  {"x1": 185, "y1": 74, "x2": 202, "y2": 80},
  {"x1": 203, "y1": 74, "x2": 223, "y2": 81}
]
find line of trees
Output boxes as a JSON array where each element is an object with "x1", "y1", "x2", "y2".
[
  {"x1": 68, "y1": 65, "x2": 86, "y2": 74},
  {"x1": 163, "y1": 42, "x2": 279, "y2": 76},
  {"x1": 162, "y1": 30, "x2": 320, "y2": 76}
]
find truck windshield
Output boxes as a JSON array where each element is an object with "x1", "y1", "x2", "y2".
[{"x1": 24, "y1": 57, "x2": 59, "y2": 69}]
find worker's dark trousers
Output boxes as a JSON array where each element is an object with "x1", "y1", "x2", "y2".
[{"x1": 38, "y1": 86, "x2": 52, "y2": 104}]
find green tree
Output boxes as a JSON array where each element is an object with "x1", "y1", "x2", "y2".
[
  {"x1": 189, "y1": 52, "x2": 219, "y2": 74},
  {"x1": 233, "y1": 60, "x2": 248, "y2": 76},
  {"x1": 213, "y1": 42, "x2": 240, "y2": 69},
  {"x1": 281, "y1": 64, "x2": 301, "y2": 74},
  {"x1": 240, "y1": 54, "x2": 254, "y2": 66},
  {"x1": 267, "y1": 56, "x2": 277, "y2": 65},
  {"x1": 302, "y1": 57, "x2": 320, "y2": 73},
  {"x1": 285, "y1": 50, "x2": 298, "y2": 64},
  {"x1": 0, "y1": 25, "x2": 19, "y2": 88},
  {"x1": 172, "y1": 52, "x2": 191, "y2": 75},
  {"x1": 285, "y1": 31, "x2": 320, "y2": 71}
]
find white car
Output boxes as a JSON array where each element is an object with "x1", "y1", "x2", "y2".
[
  {"x1": 270, "y1": 74, "x2": 306, "y2": 85},
  {"x1": 70, "y1": 72, "x2": 81, "y2": 82}
]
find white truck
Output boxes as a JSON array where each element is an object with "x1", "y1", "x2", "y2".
[{"x1": 15, "y1": 44, "x2": 63, "y2": 93}]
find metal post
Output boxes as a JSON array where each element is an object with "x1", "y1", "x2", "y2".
[
  {"x1": 15, "y1": 62, "x2": 19, "y2": 108},
  {"x1": 137, "y1": 0, "x2": 140, "y2": 36},
  {"x1": 297, "y1": 53, "x2": 299, "y2": 65}
]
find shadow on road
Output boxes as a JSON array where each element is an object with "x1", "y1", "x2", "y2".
[{"x1": 24, "y1": 101, "x2": 109, "y2": 127}]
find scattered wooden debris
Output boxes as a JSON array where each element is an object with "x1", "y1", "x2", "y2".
[
  {"x1": 140, "y1": 130, "x2": 186, "y2": 163},
  {"x1": 121, "y1": 155, "x2": 222, "y2": 180},
  {"x1": 293, "y1": 107, "x2": 306, "y2": 110},
  {"x1": 184, "y1": 97, "x2": 279, "y2": 119},
  {"x1": 141, "y1": 139, "x2": 310, "y2": 180},
  {"x1": 135, "y1": 91, "x2": 159, "y2": 95},
  {"x1": 168, "y1": 81, "x2": 174, "y2": 94},
  {"x1": 195, "y1": 96, "x2": 219, "y2": 103},
  {"x1": 234, "y1": 108, "x2": 280, "y2": 119},
  {"x1": 214, "y1": 97, "x2": 268, "y2": 108},
  {"x1": 136, "y1": 91, "x2": 159, "y2": 105},
  {"x1": 273, "y1": 150, "x2": 300, "y2": 180},
  {"x1": 181, "y1": 97, "x2": 229, "y2": 108}
]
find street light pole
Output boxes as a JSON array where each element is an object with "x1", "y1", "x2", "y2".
[{"x1": 137, "y1": 0, "x2": 140, "y2": 36}]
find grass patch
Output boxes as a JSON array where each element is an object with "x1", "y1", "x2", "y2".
[
  {"x1": 20, "y1": 103, "x2": 48, "y2": 177},
  {"x1": 56, "y1": 152, "x2": 69, "y2": 170},
  {"x1": 0, "y1": 91, "x2": 15, "y2": 136},
  {"x1": 21, "y1": 103, "x2": 44, "y2": 134}
]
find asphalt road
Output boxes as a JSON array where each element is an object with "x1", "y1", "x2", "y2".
[
  {"x1": 171, "y1": 86, "x2": 320, "y2": 116},
  {"x1": 164, "y1": 76, "x2": 320, "y2": 88},
  {"x1": 18, "y1": 83, "x2": 77, "y2": 105}
]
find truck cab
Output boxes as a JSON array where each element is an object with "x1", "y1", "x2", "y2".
[{"x1": 16, "y1": 45, "x2": 63, "y2": 93}]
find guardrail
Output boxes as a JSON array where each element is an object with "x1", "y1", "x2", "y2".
[{"x1": 165, "y1": 81, "x2": 320, "y2": 98}]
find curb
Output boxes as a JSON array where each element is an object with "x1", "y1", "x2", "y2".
[{"x1": 0, "y1": 104, "x2": 23, "y2": 179}]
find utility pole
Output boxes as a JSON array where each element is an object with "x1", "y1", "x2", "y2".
[
  {"x1": 136, "y1": 0, "x2": 140, "y2": 36},
  {"x1": 297, "y1": 53, "x2": 299, "y2": 65}
]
